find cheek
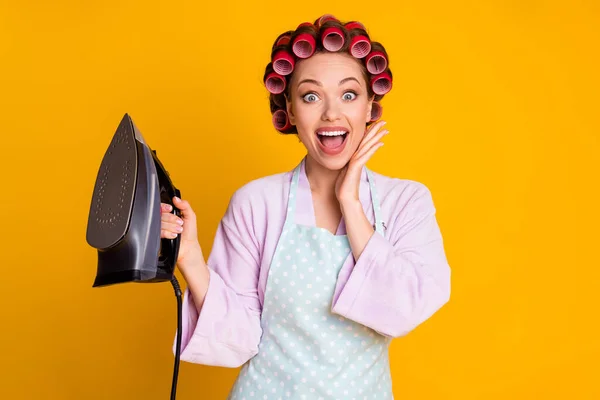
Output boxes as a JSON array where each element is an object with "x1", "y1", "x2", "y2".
[
  {"x1": 352, "y1": 131, "x2": 367, "y2": 148},
  {"x1": 352, "y1": 97, "x2": 369, "y2": 115},
  {"x1": 296, "y1": 122, "x2": 315, "y2": 146},
  {"x1": 293, "y1": 106, "x2": 318, "y2": 134},
  {"x1": 297, "y1": 130, "x2": 310, "y2": 145},
  {"x1": 350, "y1": 103, "x2": 370, "y2": 129},
  {"x1": 295, "y1": 103, "x2": 314, "y2": 119}
]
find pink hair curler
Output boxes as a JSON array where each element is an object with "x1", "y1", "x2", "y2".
[
  {"x1": 276, "y1": 35, "x2": 291, "y2": 47},
  {"x1": 272, "y1": 109, "x2": 292, "y2": 131},
  {"x1": 344, "y1": 21, "x2": 366, "y2": 31},
  {"x1": 264, "y1": 72, "x2": 286, "y2": 94},
  {"x1": 366, "y1": 51, "x2": 387, "y2": 74},
  {"x1": 297, "y1": 22, "x2": 314, "y2": 29},
  {"x1": 370, "y1": 101, "x2": 382, "y2": 121},
  {"x1": 321, "y1": 27, "x2": 345, "y2": 52},
  {"x1": 350, "y1": 35, "x2": 371, "y2": 58},
  {"x1": 371, "y1": 72, "x2": 392, "y2": 95},
  {"x1": 272, "y1": 49, "x2": 295, "y2": 75},
  {"x1": 317, "y1": 14, "x2": 338, "y2": 27},
  {"x1": 292, "y1": 33, "x2": 316, "y2": 58}
]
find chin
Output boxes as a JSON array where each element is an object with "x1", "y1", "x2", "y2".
[
  {"x1": 324, "y1": 156, "x2": 351, "y2": 171},
  {"x1": 310, "y1": 149, "x2": 352, "y2": 171}
]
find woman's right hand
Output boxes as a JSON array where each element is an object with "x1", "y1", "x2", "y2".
[{"x1": 160, "y1": 196, "x2": 205, "y2": 269}]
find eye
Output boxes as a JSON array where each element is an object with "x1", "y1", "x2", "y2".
[
  {"x1": 302, "y1": 93, "x2": 319, "y2": 103},
  {"x1": 343, "y1": 91, "x2": 357, "y2": 101}
]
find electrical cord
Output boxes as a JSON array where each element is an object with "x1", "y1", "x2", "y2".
[{"x1": 170, "y1": 275, "x2": 183, "y2": 400}]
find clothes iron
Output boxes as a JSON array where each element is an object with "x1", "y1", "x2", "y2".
[
  {"x1": 86, "y1": 113, "x2": 184, "y2": 399},
  {"x1": 86, "y1": 113, "x2": 181, "y2": 287}
]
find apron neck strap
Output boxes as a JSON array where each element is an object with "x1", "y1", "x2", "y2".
[
  {"x1": 285, "y1": 160, "x2": 384, "y2": 235},
  {"x1": 283, "y1": 163, "x2": 302, "y2": 228},
  {"x1": 365, "y1": 168, "x2": 385, "y2": 236}
]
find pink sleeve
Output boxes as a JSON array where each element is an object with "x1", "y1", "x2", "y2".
[
  {"x1": 331, "y1": 184, "x2": 451, "y2": 337},
  {"x1": 173, "y1": 190, "x2": 263, "y2": 367}
]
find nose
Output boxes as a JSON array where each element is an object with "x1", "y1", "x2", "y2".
[{"x1": 321, "y1": 99, "x2": 342, "y2": 122}]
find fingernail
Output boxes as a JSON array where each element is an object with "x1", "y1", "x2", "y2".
[
  {"x1": 177, "y1": 218, "x2": 184, "y2": 225},
  {"x1": 174, "y1": 197, "x2": 180, "y2": 202},
  {"x1": 167, "y1": 204, "x2": 173, "y2": 211}
]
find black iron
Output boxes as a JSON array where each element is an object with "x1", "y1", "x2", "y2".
[{"x1": 86, "y1": 113, "x2": 181, "y2": 287}]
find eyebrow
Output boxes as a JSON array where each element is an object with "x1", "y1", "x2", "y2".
[{"x1": 297, "y1": 77, "x2": 361, "y2": 87}]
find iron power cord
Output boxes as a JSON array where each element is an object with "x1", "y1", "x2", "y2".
[{"x1": 170, "y1": 275, "x2": 183, "y2": 400}]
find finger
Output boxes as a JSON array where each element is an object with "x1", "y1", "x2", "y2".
[
  {"x1": 362, "y1": 121, "x2": 388, "y2": 145},
  {"x1": 161, "y1": 202, "x2": 173, "y2": 213},
  {"x1": 162, "y1": 212, "x2": 184, "y2": 226},
  {"x1": 162, "y1": 220, "x2": 184, "y2": 233},
  {"x1": 172, "y1": 196, "x2": 199, "y2": 241},
  {"x1": 362, "y1": 120, "x2": 386, "y2": 143},
  {"x1": 355, "y1": 121, "x2": 386, "y2": 155},
  {"x1": 367, "y1": 119, "x2": 386, "y2": 135},
  {"x1": 173, "y1": 196, "x2": 196, "y2": 220},
  {"x1": 355, "y1": 142, "x2": 384, "y2": 165},
  {"x1": 161, "y1": 229, "x2": 179, "y2": 239},
  {"x1": 355, "y1": 129, "x2": 388, "y2": 160}
]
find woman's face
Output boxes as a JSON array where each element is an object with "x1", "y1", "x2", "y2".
[{"x1": 286, "y1": 52, "x2": 373, "y2": 171}]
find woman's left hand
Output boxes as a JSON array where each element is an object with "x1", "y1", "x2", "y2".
[{"x1": 335, "y1": 120, "x2": 388, "y2": 204}]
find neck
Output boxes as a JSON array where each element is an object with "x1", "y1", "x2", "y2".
[{"x1": 304, "y1": 155, "x2": 341, "y2": 195}]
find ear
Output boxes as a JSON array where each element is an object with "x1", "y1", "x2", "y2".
[{"x1": 285, "y1": 93, "x2": 296, "y2": 126}]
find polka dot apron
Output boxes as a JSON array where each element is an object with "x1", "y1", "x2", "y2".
[{"x1": 229, "y1": 163, "x2": 393, "y2": 400}]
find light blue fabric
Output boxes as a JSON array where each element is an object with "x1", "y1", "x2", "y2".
[{"x1": 229, "y1": 163, "x2": 393, "y2": 399}]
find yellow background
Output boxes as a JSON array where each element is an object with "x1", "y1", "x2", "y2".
[{"x1": 1, "y1": 0, "x2": 598, "y2": 399}]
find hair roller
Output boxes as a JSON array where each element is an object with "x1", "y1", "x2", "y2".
[
  {"x1": 316, "y1": 14, "x2": 338, "y2": 28},
  {"x1": 271, "y1": 30, "x2": 294, "y2": 51},
  {"x1": 366, "y1": 51, "x2": 387, "y2": 74},
  {"x1": 276, "y1": 35, "x2": 291, "y2": 47},
  {"x1": 371, "y1": 72, "x2": 392, "y2": 95},
  {"x1": 273, "y1": 31, "x2": 293, "y2": 48},
  {"x1": 272, "y1": 109, "x2": 293, "y2": 132},
  {"x1": 349, "y1": 34, "x2": 371, "y2": 58},
  {"x1": 321, "y1": 26, "x2": 345, "y2": 52},
  {"x1": 292, "y1": 27, "x2": 316, "y2": 58},
  {"x1": 293, "y1": 33, "x2": 316, "y2": 58},
  {"x1": 272, "y1": 49, "x2": 295, "y2": 75},
  {"x1": 263, "y1": 63, "x2": 287, "y2": 94},
  {"x1": 370, "y1": 101, "x2": 382, "y2": 122},
  {"x1": 264, "y1": 72, "x2": 286, "y2": 94},
  {"x1": 297, "y1": 22, "x2": 314, "y2": 29},
  {"x1": 290, "y1": 23, "x2": 318, "y2": 58},
  {"x1": 344, "y1": 21, "x2": 366, "y2": 31}
]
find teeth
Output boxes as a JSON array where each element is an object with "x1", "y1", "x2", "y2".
[{"x1": 317, "y1": 130, "x2": 347, "y2": 137}]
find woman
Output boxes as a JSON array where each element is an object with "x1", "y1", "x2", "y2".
[{"x1": 162, "y1": 14, "x2": 451, "y2": 399}]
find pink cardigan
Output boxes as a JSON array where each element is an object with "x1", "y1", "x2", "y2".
[{"x1": 173, "y1": 160, "x2": 451, "y2": 367}]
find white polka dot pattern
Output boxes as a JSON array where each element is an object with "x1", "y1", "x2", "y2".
[{"x1": 227, "y1": 164, "x2": 392, "y2": 399}]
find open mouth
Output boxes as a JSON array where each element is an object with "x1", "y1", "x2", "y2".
[{"x1": 316, "y1": 129, "x2": 349, "y2": 153}]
